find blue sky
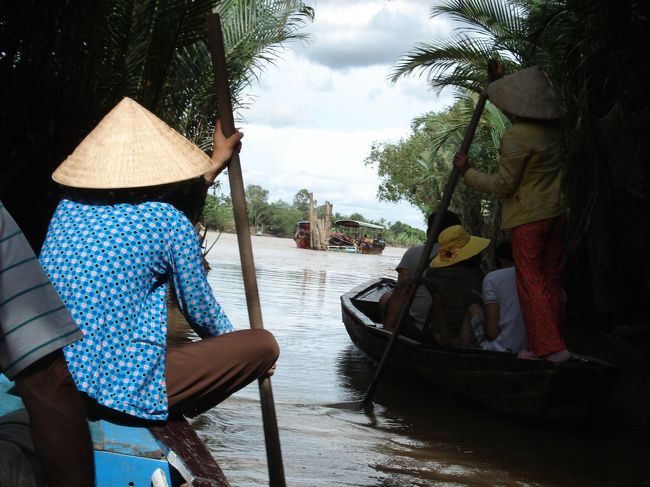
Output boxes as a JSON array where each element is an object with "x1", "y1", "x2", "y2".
[{"x1": 221, "y1": 0, "x2": 457, "y2": 230}]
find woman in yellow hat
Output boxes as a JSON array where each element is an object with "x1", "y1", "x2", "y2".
[
  {"x1": 39, "y1": 98, "x2": 279, "y2": 425},
  {"x1": 424, "y1": 225, "x2": 490, "y2": 347},
  {"x1": 453, "y1": 65, "x2": 569, "y2": 362}
]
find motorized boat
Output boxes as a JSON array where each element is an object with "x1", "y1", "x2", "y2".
[{"x1": 329, "y1": 220, "x2": 386, "y2": 255}]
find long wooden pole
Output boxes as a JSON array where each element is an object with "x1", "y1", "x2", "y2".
[
  {"x1": 206, "y1": 13, "x2": 286, "y2": 487},
  {"x1": 360, "y1": 60, "x2": 499, "y2": 409}
]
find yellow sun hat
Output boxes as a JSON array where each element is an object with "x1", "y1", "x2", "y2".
[
  {"x1": 430, "y1": 225, "x2": 490, "y2": 268},
  {"x1": 52, "y1": 97, "x2": 213, "y2": 189},
  {"x1": 487, "y1": 65, "x2": 564, "y2": 120}
]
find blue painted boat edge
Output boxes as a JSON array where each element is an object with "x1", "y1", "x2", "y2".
[
  {"x1": 0, "y1": 374, "x2": 23, "y2": 416},
  {"x1": 2, "y1": 375, "x2": 182, "y2": 485},
  {"x1": 94, "y1": 449, "x2": 175, "y2": 487}
]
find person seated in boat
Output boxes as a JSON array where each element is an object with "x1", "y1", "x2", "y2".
[
  {"x1": 458, "y1": 240, "x2": 528, "y2": 353},
  {"x1": 38, "y1": 98, "x2": 279, "y2": 425},
  {"x1": 423, "y1": 225, "x2": 489, "y2": 347},
  {"x1": 379, "y1": 210, "x2": 460, "y2": 342},
  {"x1": 1, "y1": 203, "x2": 94, "y2": 487}
]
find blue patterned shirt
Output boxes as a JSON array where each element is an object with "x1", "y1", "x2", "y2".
[{"x1": 39, "y1": 199, "x2": 233, "y2": 420}]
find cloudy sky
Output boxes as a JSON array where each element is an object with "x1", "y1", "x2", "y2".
[{"x1": 224, "y1": 0, "x2": 458, "y2": 230}]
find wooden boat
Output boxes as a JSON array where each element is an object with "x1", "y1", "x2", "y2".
[
  {"x1": 293, "y1": 221, "x2": 311, "y2": 249},
  {"x1": 329, "y1": 220, "x2": 386, "y2": 255},
  {"x1": 0, "y1": 375, "x2": 229, "y2": 486},
  {"x1": 341, "y1": 278, "x2": 619, "y2": 423}
]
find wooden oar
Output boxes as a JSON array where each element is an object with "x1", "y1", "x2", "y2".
[
  {"x1": 350, "y1": 60, "x2": 500, "y2": 411},
  {"x1": 206, "y1": 13, "x2": 286, "y2": 487}
]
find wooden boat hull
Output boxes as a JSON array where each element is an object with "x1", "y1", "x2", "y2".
[
  {"x1": 357, "y1": 244, "x2": 384, "y2": 255},
  {"x1": 341, "y1": 278, "x2": 618, "y2": 423}
]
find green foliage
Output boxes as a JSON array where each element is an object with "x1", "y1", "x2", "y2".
[
  {"x1": 390, "y1": 0, "x2": 527, "y2": 94},
  {"x1": 265, "y1": 201, "x2": 303, "y2": 237},
  {"x1": 203, "y1": 193, "x2": 235, "y2": 232},
  {"x1": 245, "y1": 183, "x2": 270, "y2": 229},
  {"x1": 386, "y1": 221, "x2": 426, "y2": 246},
  {"x1": 382, "y1": 0, "x2": 650, "y2": 314},
  {"x1": 293, "y1": 189, "x2": 310, "y2": 216},
  {"x1": 523, "y1": 0, "x2": 650, "y2": 313},
  {"x1": 0, "y1": 0, "x2": 313, "y2": 246},
  {"x1": 365, "y1": 97, "x2": 508, "y2": 238}
]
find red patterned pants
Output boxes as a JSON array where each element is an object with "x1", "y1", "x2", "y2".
[{"x1": 511, "y1": 215, "x2": 567, "y2": 357}]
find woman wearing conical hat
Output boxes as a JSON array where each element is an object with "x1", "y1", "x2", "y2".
[
  {"x1": 39, "y1": 98, "x2": 279, "y2": 423},
  {"x1": 453, "y1": 64, "x2": 569, "y2": 362}
]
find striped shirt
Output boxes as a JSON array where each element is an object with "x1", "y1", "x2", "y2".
[
  {"x1": 39, "y1": 199, "x2": 233, "y2": 420},
  {"x1": 0, "y1": 202, "x2": 82, "y2": 379}
]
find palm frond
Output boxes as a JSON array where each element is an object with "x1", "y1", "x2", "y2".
[
  {"x1": 432, "y1": 0, "x2": 527, "y2": 43},
  {"x1": 390, "y1": 34, "x2": 520, "y2": 93}
]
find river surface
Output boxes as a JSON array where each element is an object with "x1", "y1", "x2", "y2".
[{"x1": 196, "y1": 233, "x2": 646, "y2": 487}]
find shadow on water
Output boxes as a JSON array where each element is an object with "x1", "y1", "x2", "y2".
[{"x1": 334, "y1": 344, "x2": 650, "y2": 487}]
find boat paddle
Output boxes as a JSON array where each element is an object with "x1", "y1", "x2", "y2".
[
  {"x1": 206, "y1": 13, "x2": 286, "y2": 487},
  {"x1": 331, "y1": 59, "x2": 501, "y2": 412}
]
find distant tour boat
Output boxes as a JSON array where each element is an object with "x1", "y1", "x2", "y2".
[{"x1": 329, "y1": 220, "x2": 386, "y2": 255}]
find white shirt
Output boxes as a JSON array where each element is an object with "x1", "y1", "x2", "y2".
[{"x1": 480, "y1": 266, "x2": 528, "y2": 353}]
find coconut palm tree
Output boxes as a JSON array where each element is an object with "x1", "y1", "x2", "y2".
[
  {"x1": 387, "y1": 0, "x2": 650, "y2": 316},
  {"x1": 0, "y1": 0, "x2": 313, "y2": 247},
  {"x1": 390, "y1": 0, "x2": 528, "y2": 94}
]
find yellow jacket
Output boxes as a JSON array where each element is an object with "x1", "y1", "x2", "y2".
[{"x1": 463, "y1": 120, "x2": 566, "y2": 229}]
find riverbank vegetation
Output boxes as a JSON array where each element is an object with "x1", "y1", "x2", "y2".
[
  {"x1": 203, "y1": 185, "x2": 426, "y2": 246},
  {"x1": 0, "y1": 0, "x2": 314, "y2": 247}
]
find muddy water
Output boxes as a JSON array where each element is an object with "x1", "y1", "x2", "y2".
[{"x1": 194, "y1": 233, "x2": 646, "y2": 487}]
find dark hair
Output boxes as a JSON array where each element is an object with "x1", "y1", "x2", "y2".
[
  {"x1": 60, "y1": 177, "x2": 207, "y2": 223},
  {"x1": 427, "y1": 210, "x2": 461, "y2": 240},
  {"x1": 443, "y1": 252, "x2": 483, "y2": 270},
  {"x1": 495, "y1": 241, "x2": 513, "y2": 264}
]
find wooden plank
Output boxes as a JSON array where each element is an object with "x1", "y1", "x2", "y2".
[{"x1": 149, "y1": 419, "x2": 230, "y2": 487}]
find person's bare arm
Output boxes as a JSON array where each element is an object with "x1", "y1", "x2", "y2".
[
  {"x1": 396, "y1": 267, "x2": 411, "y2": 285},
  {"x1": 204, "y1": 119, "x2": 244, "y2": 183}
]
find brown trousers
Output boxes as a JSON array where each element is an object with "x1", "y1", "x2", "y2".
[
  {"x1": 14, "y1": 351, "x2": 95, "y2": 487},
  {"x1": 84, "y1": 328, "x2": 279, "y2": 423}
]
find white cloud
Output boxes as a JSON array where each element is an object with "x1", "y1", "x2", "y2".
[
  {"x1": 222, "y1": 123, "x2": 426, "y2": 227},
  {"x1": 297, "y1": 0, "x2": 453, "y2": 70},
  {"x1": 230, "y1": 0, "x2": 459, "y2": 230}
]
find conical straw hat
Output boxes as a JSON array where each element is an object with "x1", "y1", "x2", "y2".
[
  {"x1": 52, "y1": 97, "x2": 212, "y2": 189},
  {"x1": 487, "y1": 66, "x2": 564, "y2": 120}
]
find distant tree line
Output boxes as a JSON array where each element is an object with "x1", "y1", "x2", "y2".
[{"x1": 202, "y1": 185, "x2": 426, "y2": 246}]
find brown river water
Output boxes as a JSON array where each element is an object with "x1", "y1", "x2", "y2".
[{"x1": 196, "y1": 232, "x2": 647, "y2": 487}]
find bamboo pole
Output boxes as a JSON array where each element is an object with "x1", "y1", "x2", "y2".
[
  {"x1": 359, "y1": 60, "x2": 500, "y2": 409},
  {"x1": 206, "y1": 13, "x2": 286, "y2": 487}
]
